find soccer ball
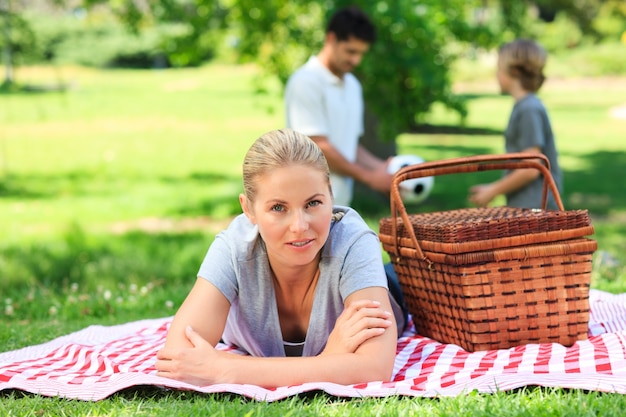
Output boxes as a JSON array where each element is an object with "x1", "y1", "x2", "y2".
[{"x1": 387, "y1": 154, "x2": 434, "y2": 204}]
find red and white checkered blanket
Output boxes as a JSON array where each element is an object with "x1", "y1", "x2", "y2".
[{"x1": 2, "y1": 289, "x2": 626, "y2": 401}]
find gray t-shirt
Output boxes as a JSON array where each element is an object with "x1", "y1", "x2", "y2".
[
  {"x1": 197, "y1": 206, "x2": 388, "y2": 357},
  {"x1": 504, "y1": 94, "x2": 562, "y2": 209}
]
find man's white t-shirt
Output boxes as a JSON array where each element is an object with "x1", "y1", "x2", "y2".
[{"x1": 285, "y1": 56, "x2": 364, "y2": 207}]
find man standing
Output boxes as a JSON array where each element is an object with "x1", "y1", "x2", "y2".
[{"x1": 285, "y1": 6, "x2": 393, "y2": 207}]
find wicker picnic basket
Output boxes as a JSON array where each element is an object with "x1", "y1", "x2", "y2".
[{"x1": 379, "y1": 153, "x2": 597, "y2": 352}]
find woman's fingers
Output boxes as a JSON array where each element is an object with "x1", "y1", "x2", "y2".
[
  {"x1": 184, "y1": 325, "x2": 205, "y2": 347},
  {"x1": 154, "y1": 327, "x2": 219, "y2": 385},
  {"x1": 323, "y1": 299, "x2": 394, "y2": 355},
  {"x1": 342, "y1": 300, "x2": 392, "y2": 329}
]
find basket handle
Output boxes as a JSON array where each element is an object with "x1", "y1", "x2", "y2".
[{"x1": 389, "y1": 152, "x2": 563, "y2": 267}]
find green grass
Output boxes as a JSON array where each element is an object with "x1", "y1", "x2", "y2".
[
  {"x1": 3, "y1": 387, "x2": 626, "y2": 416},
  {"x1": 1, "y1": 61, "x2": 626, "y2": 415},
  {"x1": 1, "y1": 65, "x2": 282, "y2": 244}
]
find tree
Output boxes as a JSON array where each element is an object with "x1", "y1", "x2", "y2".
[
  {"x1": 500, "y1": 0, "x2": 625, "y2": 40},
  {"x1": 6, "y1": 1, "x2": 623, "y2": 135},
  {"x1": 1, "y1": 0, "x2": 37, "y2": 88},
  {"x1": 232, "y1": 1, "x2": 504, "y2": 140},
  {"x1": 85, "y1": 0, "x2": 623, "y2": 140},
  {"x1": 1, "y1": 1, "x2": 14, "y2": 86},
  {"x1": 77, "y1": 0, "x2": 500, "y2": 140},
  {"x1": 82, "y1": 0, "x2": 228, "y2": 67}
]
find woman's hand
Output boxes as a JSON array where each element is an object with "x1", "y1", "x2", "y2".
[
  {"x1": 155, "y1": 325, "x2": 228, "y2": 386},
  {"x1": 322, "y1": 299, "x2": 392, "y2": 355}
]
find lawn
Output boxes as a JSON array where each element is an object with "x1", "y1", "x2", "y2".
[{"x1": 1, "y1": 62, "x2": 626, "y2": 415}]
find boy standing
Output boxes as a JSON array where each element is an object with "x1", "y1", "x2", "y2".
[{"x1": 469, "y1": 39, "x2": 562, "y2": 209}]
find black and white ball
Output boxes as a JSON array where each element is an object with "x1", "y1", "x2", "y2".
[{"x1": 387, "y1": 154, "x2": 434, "y2": 204}]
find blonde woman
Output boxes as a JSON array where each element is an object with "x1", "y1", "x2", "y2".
[{"x1": 156, "y1": 128, "x2": 403, "y2": 387}]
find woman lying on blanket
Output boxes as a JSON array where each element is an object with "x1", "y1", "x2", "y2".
[{"x1": 155, "y1": 128, "x2": 406, "y2": 387}]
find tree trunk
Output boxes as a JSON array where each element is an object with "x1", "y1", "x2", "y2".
[
  {"x1": 352, "y1": 106, "x2": 397, "y2": 213},
  {"x1": 2, "y1": 0, "x2": 14, "y2": 86},
  {"x1": 2, "y1": 46, "x2": 13, "y2": 86}
]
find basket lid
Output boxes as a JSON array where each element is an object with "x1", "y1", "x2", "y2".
[{"x1": 379, "y1": 207, "x2": 594, "y2": 254}]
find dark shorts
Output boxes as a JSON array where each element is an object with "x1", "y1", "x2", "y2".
[{"x1": 385, "y1": 263, "x2": 409, "y2": 334}]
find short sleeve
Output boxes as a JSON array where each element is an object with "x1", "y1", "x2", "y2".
[
  {"x1": 515, "y1": 107, "x2": 546, "y2": 149},
  {"x1": 197, "y1": 233, "x2": 239, "y2": 303},
  {"x1": 338, "y1": 229, "x2": 388, "y2": 300},
  {"x1": 285, "y1": 73, "x2": 329, "y2": 137}
]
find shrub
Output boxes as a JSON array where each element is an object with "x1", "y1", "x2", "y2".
[{"x1": 22, "y1": 9, "x2": 217, "y2": 69}]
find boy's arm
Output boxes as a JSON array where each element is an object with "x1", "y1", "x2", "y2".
[
  {"x1": 487, "y1": 145, "x2": 542, "y2": 194},
  {"x1": 469, "y1": 146, "x2": 542, "y2": 206}
]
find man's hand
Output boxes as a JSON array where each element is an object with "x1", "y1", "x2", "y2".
[{"x1": 364, "y1": 163, "x2": 394, "y2": 194}]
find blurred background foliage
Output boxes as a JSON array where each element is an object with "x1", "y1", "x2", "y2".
[
  {"x1": 1, "y1": 0, "x2": 625, "y2": 332},
  {"x1": 1, "y1": 0, "x2": 625, "y2": 139}
]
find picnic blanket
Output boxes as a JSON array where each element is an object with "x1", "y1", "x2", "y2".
[{"x1": 1, "y1": 289, "x2": 626, "y2": 401}]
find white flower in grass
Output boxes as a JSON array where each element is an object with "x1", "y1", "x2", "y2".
[
  {"x1": 70, "y1": 282, "x2": 79, "y2": 293},
  {"x1": 116, "y1": 296, "x2": 124, "y2": 304},
  {"x1": 103, "y1": 290, "x2": 112, "y2": 301},
  {"x1": 49, "y1": 306, "x2": 58, "y2": 316},
  {"x1": 129, "y1": 284, "x2": 138, "y2": 294},
  {"x1": 165, "y1": 300, "x2": 174, "y2": 309},
  {"x1": 5, "y1": 305, "x2": 14, "y2": 316},
  {"x1": 4, "y1": 298, "x2": 11, "y2": 305},
  {"x1": 140, "y1": 286, "x2": 149, "y2": 295}
]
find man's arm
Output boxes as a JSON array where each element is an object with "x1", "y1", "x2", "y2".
[
  {"x1": 311, "y1": 135, "x2": 392, "y2": 194},
  {"x1": 356, "y1": 144, "x2": 387, "y2": 170}
]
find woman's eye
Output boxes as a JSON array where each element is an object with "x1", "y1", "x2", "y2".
[
  {"x1": 307, "y1": 200, "x2": 321, "y2": 208},
  {"x1": 271, "y1": 204, "x2": 284, "y2": 212}
]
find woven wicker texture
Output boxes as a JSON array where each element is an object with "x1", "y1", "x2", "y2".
[
  {"x1": 380, "y1": 207, "x2": 594, "y2": 254},
  {"x1": 379, "y1": 153, "x2": 597, "y2": 352}
]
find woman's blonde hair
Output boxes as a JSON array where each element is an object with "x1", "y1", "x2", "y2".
[
  {"x1": 242, "y1": 128, "x2": 331, "y2": 202},
  {"x1": 499, "y1": 39, "x2": 547, "y2": 92}
]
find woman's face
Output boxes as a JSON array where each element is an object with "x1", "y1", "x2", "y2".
[{"x1": 242, "y1": 164, "x2": 333, "y2": 270}]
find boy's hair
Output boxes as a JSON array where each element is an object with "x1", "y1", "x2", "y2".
[
  {"x1": 326, "y1": 6, "x2": 376, "y2": 44},
  {"x1": 499, "y1": 39, "x2": 547, "y2": 92}
]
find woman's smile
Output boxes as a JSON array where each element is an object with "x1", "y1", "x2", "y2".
[
  {"x1": 288, "y1": 239, "x2": 315, "y2": 248},
  {"x1": 243, "y1": 164, "x2": 333, "y2": 269}
]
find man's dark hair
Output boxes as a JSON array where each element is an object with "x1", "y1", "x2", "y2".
[{"x1": 326, "y1": 6, "x2": 376, "y2": 44}]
